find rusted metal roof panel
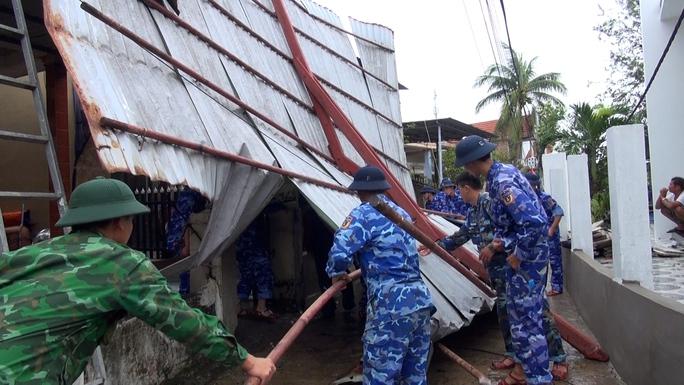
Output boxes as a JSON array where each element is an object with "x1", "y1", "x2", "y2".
[
  {"x1": 46, "y1": 0, "x2": 489, "y2": 339},
  {"x1": 46, "y1": 0, "x2": 278, "y2": 199}
]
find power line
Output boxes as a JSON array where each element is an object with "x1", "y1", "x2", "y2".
[
  {"x1": 498, "y1": 0, "x2": 532, "y2": 138},
  {"x1": 485, "y1": 0, "x2": 508, "y2": 67},
  {"x1": 627, "y1": 6, "x2": 684, "y2": 121},
  {"x1": 498, "y1": 0, "x2": 520, "y2": 82},
  {"x1": 478, "y1": 0, "x2": 516, "y2": 133},
  {"x1": 461, "y1": 0, "x2": 485, "y2": 70},
  {"x1": 478, "y1": 0, "x2": 501, "y2": 68}
]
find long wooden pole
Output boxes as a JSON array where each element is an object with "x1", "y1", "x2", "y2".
[{"x1": 367, "y1": 195, "x2": 496, "y2": 297}]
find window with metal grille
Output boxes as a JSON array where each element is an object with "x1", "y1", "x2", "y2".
[{"x1": 111, "y1": 173, "x2": 180, "y2": 259}]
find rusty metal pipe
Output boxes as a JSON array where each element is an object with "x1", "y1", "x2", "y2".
[
  {"x1": 436, "y1": 343, "x2": 492, "y2": 385},
  {"x1": 422, "y1": 208, "x2": 466, "y2": 221},
  {"x1": 100, "y1": 118, "x2": 353, "y2": 194},
  {"x1": 368, "y1": 195, "x2": 496, "y2": 297},
  {"x1": 248, "y1": 0, "x2": 398, "y2": 91},
  {"x1": 137, "y1": 3, "x2": 404, "y2": 141},
  {"x1": 141, "y1": 0, "x2": 310, "y2": 111},
  {"x1": 287, "y1": 0, "x2": 394, "y2": 53},
  {"x1": 244, "y1": 269, "x2": 362, "y2": 385},
  {"x1": 103, "y1": 116, "x2": 483, "y2": 295},
  {"x1": 552, "y1": 311, "x2": 609, "y2": 361},
  {"x1": 80, "y1": 1, "x2": 336, "y2": 166}
]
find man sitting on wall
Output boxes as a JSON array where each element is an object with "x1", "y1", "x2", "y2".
[{"x1": 656, "y1": 176, "x2": 684, "y2": 236}]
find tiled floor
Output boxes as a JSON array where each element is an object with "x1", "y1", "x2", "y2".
[{"x1": 597, "y1": 256, "x2": 684, "y2": 304}]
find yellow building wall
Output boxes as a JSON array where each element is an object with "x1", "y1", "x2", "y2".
[{"x1": 0, "y1": 72, "x2": 76, "y2": 235}]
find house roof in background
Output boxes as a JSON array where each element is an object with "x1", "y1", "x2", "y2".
[
  {"x1": 403, "y1": 117, "x2": 495, "y2": 143},
  {"x1": 471, "y1": 116, "x2": 534, "y2": 139}
]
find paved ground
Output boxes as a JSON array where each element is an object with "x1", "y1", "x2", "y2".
[
  {"x1": 598, "y1": 256, "x2": 684, "y2": 304},
  {"x1": 184, "y1": 292, "x2": 624, "y2": 385}
]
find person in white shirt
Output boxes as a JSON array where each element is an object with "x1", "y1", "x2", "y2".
[{"x1": 656, "y1": 177, "x2": 684, "y2": 235}]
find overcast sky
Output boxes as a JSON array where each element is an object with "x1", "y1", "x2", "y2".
[{"x1": 312, "y1": 0, "x2": 617, "y2": 124}]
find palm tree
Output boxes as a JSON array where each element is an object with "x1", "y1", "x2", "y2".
[
  {"x1": 560, "y1": 103, "x2": 627, "y2": 194},
  {"x1": 475, "y1": 46, "x2": 567, "y2": 160}
]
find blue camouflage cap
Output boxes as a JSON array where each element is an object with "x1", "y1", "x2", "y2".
[
  {"x1": 348, "y1": 165, "x2": 391, "y2": 191},
  {"x1": 455, "y1": 135, "x2": 497, "y2": 166},
  {"x1": 440, "y1": 178, "x2": 456, "y2": 189},
  {"x1": 420, "y1": 186, "x2": 437, "y2": 194}
]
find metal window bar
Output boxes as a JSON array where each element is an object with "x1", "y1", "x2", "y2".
[{"x1": 112, "y1": 174, "x2": 180, "y2": 259}]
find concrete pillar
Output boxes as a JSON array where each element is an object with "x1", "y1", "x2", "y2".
[
  {"x1": 641, "y1": 0, "x2": 684, "y2": 241},
  {"x1": 607, "y1": 124, "x2": 652, "y2": 289},
  {"x1": 542, "y1": 152, "x2": 571, "y2": 240},
  {"x1": 567, "y1": 154, "x2": 593, "y2": 257},
  {"x1": 423, "y1": 149, "x2": 433, "y2": 180}
]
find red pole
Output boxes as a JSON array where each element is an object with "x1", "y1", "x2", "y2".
[
  {"x1": 552, "y1": 312, "x2": 609, "y2": 362},
  {"x1": 80, "y1": 1, "x2": 336, "y2": 166},
  {"x1": 368, "y1": 195, "x2": 495, "y2": 297},
  {"x1": 100, "y1": 118, "x2": 352, "y2": 194},
  {"x1": 269, "y1": 0, "x2": 440, "y2": 239},
  {"x1": 244, "y1": 269, "x2": 363, "y2": 385}
]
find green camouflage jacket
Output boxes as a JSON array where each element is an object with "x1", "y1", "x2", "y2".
[{"x1": 0, "y1": 231, "x2": 248, "y2": 385}]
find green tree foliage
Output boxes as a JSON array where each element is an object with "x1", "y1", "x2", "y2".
[
  {"x1": 557, "y1": 103, "x2": 628, "y2": 220},
  {"x1": 475, "y1": 45, "x2": 567, "y2": 160},
  {"x1": 535, "y1": 103, "x2": 566, "y2": 167},
  {"x1": 441, "y1": 148, "x2": 464, "y2": 183},
  {"x1": 596, "y1": 0, "x2": 645, "y2": 121}
]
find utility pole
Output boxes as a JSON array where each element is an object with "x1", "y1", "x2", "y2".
[{"x1": 434, "y1": 91, "x2": 443, "y2": 183}]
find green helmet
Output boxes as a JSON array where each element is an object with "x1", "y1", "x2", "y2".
[{"x1": 56, "y1": 177, "x2": 150, "y2": 227}]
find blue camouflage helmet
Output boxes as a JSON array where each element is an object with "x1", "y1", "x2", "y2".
[
  {"x1": 348, "y1": 165, "x2": 391, "y2": 191},
  {"x1": 524, "y1": 172, "x2": 542, "y2": 187},
  {"x1": 420, "y1": 186, "x2": 437, "y2": 195},
  {"x1": 454, "y1": 135, "x2": 497, "y2": 167},
  {"x1": 439, "y1": 178, "x2": 456, "y2": 189}
]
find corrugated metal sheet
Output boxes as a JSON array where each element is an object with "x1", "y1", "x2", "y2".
[{"x1": 45, "y1": 0, "x2": 490, "y2": 338}]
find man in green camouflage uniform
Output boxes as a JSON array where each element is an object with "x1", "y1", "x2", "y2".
[{"x1": 0, "y1": 177, "x2": 275, "y2": 385}]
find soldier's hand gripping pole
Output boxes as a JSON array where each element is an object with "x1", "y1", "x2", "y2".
[
  {"x1": 244, "y1": 269, "x2": 362, "y2": 385},
  {"x1": 367, "y1": 195, "x2": 496, "y2": 298}
]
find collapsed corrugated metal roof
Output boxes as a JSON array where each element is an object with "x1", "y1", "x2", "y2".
[{"x1": 45, "y1": 0, "x2": 491, "y2": 335}]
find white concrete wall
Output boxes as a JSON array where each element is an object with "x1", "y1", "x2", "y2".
[
  {"x1": 607, "y1": 125, "x2": 653, "y2": 289},
  {"x1": 542, "y1": 153, "x2": 570, "y2": 240},
  {"x1": 567, "y1": 154, "x2": 594, "y2": 257},
  {"x1": 641, "y1": 0, "x2": 684, "y2": 240}
]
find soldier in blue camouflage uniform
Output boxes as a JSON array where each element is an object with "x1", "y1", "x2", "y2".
[
  {"x1": 456, "y1": 136, "x2": 553, "y2": 385},
  {"x1": 429, "y1": 172, "x2": 568, "y2": 381},
  {"x1": 420, "y1": 186, "x2": 438, "y2": 210},
  {"x1": 327, "y1": 165, "x2": 435, "y2": 385},
  {"x1": 430, "y1": 178, "x2": 469, "y2": 218},
  {"x1": 525, "y1": 173, "x2": 565, "y2": 296},
  {"x1": 166, "y1": 187, "x2": 207, "y2": 257},
  {"x1": 236, "y1": 218, "x2": 276, "y2": 321}
]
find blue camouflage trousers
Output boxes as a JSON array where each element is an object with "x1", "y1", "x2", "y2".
[
  {"x1": 548, "y1": 232, "x2": 563, "y2": 293},
  {"x1": 236, "y1": 253, "x2": 274, "y2": 300},
  {"x1": 489, "y1": 257, "x2": 566, "y2": 363},
  {"x1": 506, "y1": 261, "x2": 553, "y2": 385},
  {"x1": 363, "y1": 308, "x2": 431, "y2": 385}
]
